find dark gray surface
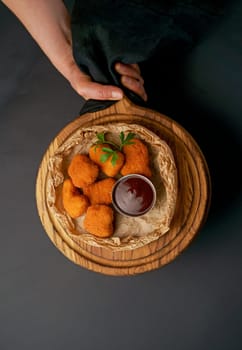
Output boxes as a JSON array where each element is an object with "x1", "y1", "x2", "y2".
[{"x1": 0, "y1": 3, "x2": 242, "y2": 350}]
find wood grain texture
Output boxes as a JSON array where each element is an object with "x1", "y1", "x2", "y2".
[{"x1": 36, "y1": 96, "x2": 211, "y2": 276}]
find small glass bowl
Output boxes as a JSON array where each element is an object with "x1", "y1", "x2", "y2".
[{"x1": 112, "y1": 174, "x2": 156, "y2": 217}]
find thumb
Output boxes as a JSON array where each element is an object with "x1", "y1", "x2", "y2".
[
  {"x1": 70, "y1": 71, "x2": 123, "y2": 100},
  {"x1": 78, "y1": 81, "x2": 124, "y2": 101}
]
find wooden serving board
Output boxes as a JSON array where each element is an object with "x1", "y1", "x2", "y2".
[{"x1": 36, "y1": 96, "x2": 211, "y2": 276}]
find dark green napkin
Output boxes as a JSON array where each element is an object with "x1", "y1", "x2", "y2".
[{"x1": 66, "y1": 0, "x2": 225, "y2": 114}]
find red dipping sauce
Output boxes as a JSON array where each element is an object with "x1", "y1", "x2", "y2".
[{"x1": 112, "y1": 174, "x2": 156, "y2": 217}]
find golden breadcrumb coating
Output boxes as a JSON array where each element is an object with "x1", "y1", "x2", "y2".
[
  {"x1": 83, "y1": 178, "x2": 116, "y2": 205},
  {"x1": 120, "y1": 138, "x2": 152, "y2": 178},
  {"x1": 89, "y1": 143, "x2": 124, "y2": 177},
  {"x1": 68, "y1": 154, "x2": 99, "y2": 188},
  {"x1": 62, "y1": 178, "x2": 89, "y2": 218},
  {"x1": 83, "y1": 204, "x2": 114, "y2": 238}
]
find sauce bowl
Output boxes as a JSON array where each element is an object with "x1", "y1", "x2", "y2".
[{"x1": 112, "y1": 174, "x2": 156, "y2": 217}]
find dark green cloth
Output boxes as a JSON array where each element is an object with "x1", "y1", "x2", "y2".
[{"x1": 64, "y1": 1, "x2": 226, "y2": 113}]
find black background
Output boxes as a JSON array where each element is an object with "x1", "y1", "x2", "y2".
[{"x1": 0, "y1": 2, "x2": 242, "y2": 349}]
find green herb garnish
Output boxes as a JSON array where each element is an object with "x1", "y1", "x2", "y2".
[
  {"x1": 100, "y1": 147, "x2": 118, "y2": 166},
  {"x1": 94, "y1": 131, "x2": 135, "y2": 166},
  {"x1": 96, "y1": 132, "x2": 117, "y2": 149},
  {"x1": 119, "y1": 131, "x2": 135, "y2": 150}
]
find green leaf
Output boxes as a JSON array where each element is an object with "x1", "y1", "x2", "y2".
[
  {"x1": 100, "y1": 153, "x2": 111, "y2": 163},
  {"x1": 111, "y1": 152, "x2": 118, "y2": 166},
  {"x1": 97, "y1": 132, "x2": 105, "y2": 143},
  {"x1": 95, "y1": 131, "x2": 135, "y2": 162},
  {"x1": 119, "y1": 131, "x2": 125, "y2": 143},
  {"x1": 101, "y1": 147, "x2": 114, "y2": 153},
  {"x1": 124, "y1": 132, "x2": 135, "y2": 143},
  {"x1": 119, "y1": 131, "x2": 136, "y2": 150}
]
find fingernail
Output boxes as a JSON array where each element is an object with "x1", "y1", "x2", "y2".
[{"x1": 112, "y1": 91, "x2": 123, "y2": 99}]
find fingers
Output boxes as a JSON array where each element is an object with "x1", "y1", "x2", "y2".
[
  {"x1": 115, "y1": 62, "x2": 147, "y2": 102},
  {"x1": 68, "y1": 61, "x2": 147, "y2": 101},
  {"x1": 70, "y1": 70, "x2": 123, "y2": 101},
  {"x1": 115, "y1": 63, "x2": 143, "y2": 83},
  {"x1": 120, "y1": 75, "x2": 147, "y2": 102}
]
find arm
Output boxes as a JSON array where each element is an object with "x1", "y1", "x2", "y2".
[{"x1": 2, "y1": 0, "x2": 147, "y2": 101}]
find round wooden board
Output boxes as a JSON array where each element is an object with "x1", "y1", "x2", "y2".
[{"x1": 36, "y1": 97, "x2": 211, "y2": 276}]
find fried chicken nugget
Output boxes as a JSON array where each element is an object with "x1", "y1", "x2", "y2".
[
  {"x1": 68, "y1": 154, "x2": 99, "y2": 188},
  {"x1": 62, "y1": 178, "x2": 89, "y2": 218},
  {"x1": 89, "y1": 143, "x2": 124, "y2": 177},
  {"x1": 83, "y1": 204, "x2": 114, "y2": 238},
  {"x1": 83, "y1": 178, "x2": 116, "y2": 205},
  {"x1": 120, "y1": 138, "x2": 152, "y2": 178}
]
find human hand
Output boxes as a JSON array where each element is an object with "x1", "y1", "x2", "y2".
[
  {"x1": 1, "y1": 1, "x2": 147, "y2": 103},
  {"x1": 68, "y1": 62, "x2": 124, "y2": 100},
  {"x1": 115, "y1": 62, "x2": 147, "y2": 102},
  {"x1": 69, "y1": 61, "x2": 147, "y2": 102}
]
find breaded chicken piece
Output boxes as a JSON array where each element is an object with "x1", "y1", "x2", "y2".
[
  {"x1": 120, "y1": 138, "x2": 152, "y2": 178},
  {"x1": 62, "y1": 178, "x2": 89, "y2": 218},
  {"x1": 83, "y1": 178, "x2": 116, "y2": 205},
  {"x1": 89, "y1": 143, "x2": 124, "y2": 177},
  {"x1": 89, "y1": 143, "x2": 110, "y2": 165},
  {"x1": 83, "y1": 204, "x2": 114, "y2": 238},
  {"x1": 68, "y1": 154, "x2": 99, "y2": 188}
]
